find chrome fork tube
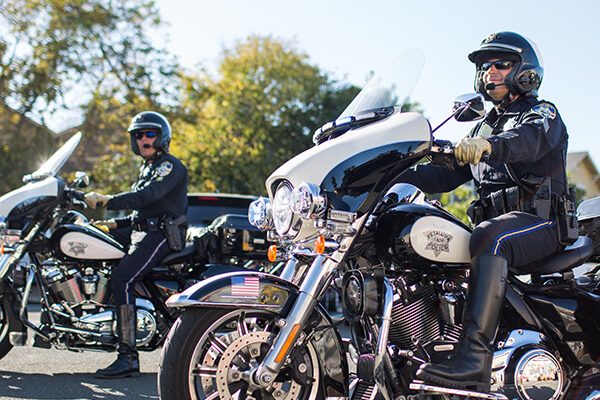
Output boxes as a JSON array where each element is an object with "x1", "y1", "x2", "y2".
[
  {"x1": 254, "y1": 253, "x2": 338, "y2": 387},
  {"x1": 279, "y1": 257, "x2": 299, "y2": 282},
  {"x1": 374, "y1": 278, "x2": 395, "y2": 400}
]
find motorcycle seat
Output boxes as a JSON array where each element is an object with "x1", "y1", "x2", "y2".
[
  {"x1": 161, "y1": 242, "x2": 197, "y2": 265},
  {"x1": 514, "y1": 236, "x2": 594, "y2": 275}
]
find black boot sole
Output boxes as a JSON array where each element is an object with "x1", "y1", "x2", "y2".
[
  {"x1": 94, "y1": 370, "x2": 141, "y2": 379},
  {"x1": 417, "y1": 369, "x2": 490, "y2": 393}
]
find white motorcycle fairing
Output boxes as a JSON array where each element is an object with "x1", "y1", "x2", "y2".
[
  {"x1": 0, "y1": 177, "x2": 60, "y2": 218},
  {"x1": 266, "y1": 112, "x2": 431, "y2": 197}
]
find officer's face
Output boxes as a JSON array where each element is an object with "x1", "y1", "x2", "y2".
[
  {"x1": 135, "y1": 131, "x2": 158, "y2": 159},
  {"x1": 482, "y1": 58, "x2": 513, "y2": 101}
]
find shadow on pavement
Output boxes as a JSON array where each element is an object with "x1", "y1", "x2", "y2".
[{"x1": 0, "y1": 371, "x2": 158, "y2": 399}]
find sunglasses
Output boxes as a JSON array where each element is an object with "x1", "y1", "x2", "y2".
[
  {"x1": 480, "y1": 60, "x2": 514, "y2": 71},
  {"x1": 134, "y1": 130, "x2": 158, "y2": 140}
]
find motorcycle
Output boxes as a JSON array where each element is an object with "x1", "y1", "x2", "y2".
[
  {"x1": 0, "y1": 132, "x2": 250, "y2": 361},
  {"x1": 158, "y1": 51, "x2": 600, "y2": 400}
]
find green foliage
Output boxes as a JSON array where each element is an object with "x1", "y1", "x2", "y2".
[
  {"x1": 439, "y1": 185, "x2": 476, "y2": 225},
  {"x1": 173, "y1": 36, "x2": 360, "y2": 195},
  {"x1": 0, "y1": 0, "x2": 177, "y2": 192}
]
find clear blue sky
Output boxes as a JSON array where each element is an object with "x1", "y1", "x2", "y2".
[{"x1": 154, "y1": 0, "x2": 600, "y2": 167}]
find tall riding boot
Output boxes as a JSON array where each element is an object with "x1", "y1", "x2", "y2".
[
  {"x1": 95, "y1": 304, "x2": 141, "y2": 379},
  {"x1": 416, "y1": 254, "x2": 508, "y2": 392}
]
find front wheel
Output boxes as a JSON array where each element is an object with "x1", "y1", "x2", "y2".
[
  {"x1": 0, "y1": 295, "x2": 19, "y2": 360},
  {"x1": 158, "y1": 308, "x2": 322, "y2": 400}
]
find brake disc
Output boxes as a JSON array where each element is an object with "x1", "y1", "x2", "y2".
[{"x1": 215, "y1": 331, "x2": 303, "y2": 400}]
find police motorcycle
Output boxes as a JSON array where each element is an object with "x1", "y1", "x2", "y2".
[
  {"x1": 158, "y1": 51, "x2": 600, "y2": 400},
  {"x1": 0, "y1": 132, "x2": 250, "y2": 362}
]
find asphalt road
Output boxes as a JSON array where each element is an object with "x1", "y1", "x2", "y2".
[{"x1": 0, "y1": 309, "x2": 161, "y2": 400}]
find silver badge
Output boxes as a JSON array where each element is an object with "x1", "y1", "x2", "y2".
[{"x1": 424, "y1": 230, "x2": 453, "y2": 257}]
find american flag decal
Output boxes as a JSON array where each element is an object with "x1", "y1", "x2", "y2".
[{"x1": 231, "y1": 276, "x2": 260, "y2": 297}]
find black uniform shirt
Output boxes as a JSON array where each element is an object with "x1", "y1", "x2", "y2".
[
  {"x1": 107, "y1": 152, "x2": 188, "y2": 226},
  {"x1": 401, "y1": 96, "x2": 568, "y2": 197}
]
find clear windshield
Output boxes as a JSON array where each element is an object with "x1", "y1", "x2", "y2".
[
  {"x1": 338, "y1": 48, "x2": 425, "y2": 119},
  {"x1": 31, "y1": 132, "x2": 82, "y2": 180}
]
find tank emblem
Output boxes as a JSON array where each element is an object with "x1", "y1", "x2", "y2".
[
  {"x1": 424, "y1": 230, "x2": 453, "y2": 257},
  {"x1": 68, "y1": 241, "x2": 88, "y2": 255}
]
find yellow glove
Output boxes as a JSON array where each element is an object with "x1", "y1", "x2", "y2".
[
  {"x1": 455, "y1": 137, "x2": 492, "y2": 166},
  {"x1": 92, "y1": 219, "x2": 117, "y2": 232},
  {"x1": 84, "y1": 192, "x2": 112, "y2": 209}
]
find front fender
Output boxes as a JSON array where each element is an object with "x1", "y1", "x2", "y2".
[
  {"x1": 166, "y1": 270, "x2": 349, "y2": 397},
  {"x1": 166, "y1": 271, "x2": 296, "y2": 311}
]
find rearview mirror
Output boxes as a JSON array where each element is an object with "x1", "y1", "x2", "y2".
[
  {"x1": 453, "y1": 93, "x2": 485, "y2": 122},
  {"x1": 74, "y1": 171, "x2": 89, "y2": 188}
]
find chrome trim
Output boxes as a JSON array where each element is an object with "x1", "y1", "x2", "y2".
[
  {"x1": 373, "y1": 278, "x2": 394, "y2": 400},
  {"x1": 410, "y1": 381, "x2": 508, "y2": 399},
  {"x1": 279, "y1": 257, "x2": 300, "y2": 282},
  {"x1": 165, "y1": 296, "x2": 282, "y2": 309}
]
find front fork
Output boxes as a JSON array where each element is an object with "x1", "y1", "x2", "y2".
[{"x1": 254, "y1": 252, "x2": 340, "y2": 386}]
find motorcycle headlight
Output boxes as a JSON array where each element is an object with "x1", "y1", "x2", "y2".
[
  {"x1": 290, "y1": 182, "x2": 327, "y2": 218},
  {"x1": 272, "y1": 183, "x2": 294, "y2": 236},
  {"x1": 248, "y1": 197, "x2": 273, "y2": 230}
]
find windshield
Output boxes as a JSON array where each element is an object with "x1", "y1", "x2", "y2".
[
  {"x1": 338, "y1": 48, "x2": 425, "y2": 119},
  {"x1": 31, "y1": 132, "x2": 82, "y2": 179}
]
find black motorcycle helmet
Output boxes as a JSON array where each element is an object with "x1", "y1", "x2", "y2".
[
  {"x1": 468, "y1": 32, "x2": 544, "y2": 101},
  {"x1": 127, "y1": 111, "x2": 172, "y2": 155}
]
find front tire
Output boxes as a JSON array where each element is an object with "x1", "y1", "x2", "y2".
[
  {"x1": 158, "y1": 308, "x2": 322, "y2": 400},
  {"x1": 0, "y1": 296, "x2": 19, "y2": 360}
]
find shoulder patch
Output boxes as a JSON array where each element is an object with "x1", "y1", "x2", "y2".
[
  {"x1": 156, "y1": 161, "x2": 174, "y2": 177},
  {"x1": 531, "y1": 103, "x2": 556, "y2": 120}
]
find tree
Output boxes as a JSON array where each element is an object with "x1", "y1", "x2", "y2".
[
  {"x1": 439, "y1": 184, "x2": 476, "y2": 225},
  {"x1": 0, "y1": 0, "x2": 177, "y2": 191},
  {"x1": 173, "y1": 36, "x2": 360, "y2": 195}
]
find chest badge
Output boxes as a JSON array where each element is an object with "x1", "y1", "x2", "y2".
[
  {"x1": 424, "y1": 230, "x2": 453, "y2": 257},
  {"x1": 156, "y1": 161, "x2": 174, "y2": 177}
]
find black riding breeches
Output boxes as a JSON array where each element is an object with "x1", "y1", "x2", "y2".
[
  {"x1": 110, "y1": 227, "x2": 171, "y2": 306},
  {"x1": 469, "y1": 211, "x2": 562, "y2": 271}
]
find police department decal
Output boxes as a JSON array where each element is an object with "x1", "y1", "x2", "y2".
[
  {"x1": 424, "y1": 230, "x2": 453, "y2": 257},
  {"x1": 68, "y1": 241, "x2": 88, "y2": 256},
  {"x1": 156, "y1": 161, "x2": 173, "y2": 177}
]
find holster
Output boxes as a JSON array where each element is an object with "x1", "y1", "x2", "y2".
[
  {"x1": 555, "y1": 186, "x2": 579, "y2": 245},
  {"x1": 162, "y1": 215, "x2": 187, "y2": 251}
]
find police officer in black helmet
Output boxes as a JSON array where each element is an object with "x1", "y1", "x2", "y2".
[
  {"x1": 401, "y1": 32, "x2": 569, "y2": 393},
  {"x1": 85, "y1": 111, "x2": 188, "y2": 379}
]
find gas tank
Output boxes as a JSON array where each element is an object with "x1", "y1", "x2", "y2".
[
  {"x1": 52, "y1": 224, "x2": 126, "y2": 261},
  {"x1": 375, "y1": 202, "x2": 471, "y2": 268}
]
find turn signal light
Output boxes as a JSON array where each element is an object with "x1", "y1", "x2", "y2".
[
  {"x1": 268, "y1": 245, "x2": 278, "y2": 262},
  {"x1": 315, "y1": 235, "x2": 325, "y2": 254}
]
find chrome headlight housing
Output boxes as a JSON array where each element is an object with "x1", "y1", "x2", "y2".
[
  {"x1": 290, "y1": 182, "x2": 327, "y2": 219},
  {"x1": 272, "y1": 183, "x2": 294, "y2": 236},
  {"x1": 248, "y1": 197, "x2": 273, "y2": 230}
]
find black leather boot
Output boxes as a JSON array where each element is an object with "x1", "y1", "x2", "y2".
[
  {"x1": 95, "y1": 304, "x2": 140, "y2": 379},
  {"x1": 416, "y1": 254, "x2": 508, "y2": 392}
]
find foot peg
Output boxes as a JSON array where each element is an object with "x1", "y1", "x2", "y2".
[{"x1": 410, "y1": 380, "x2": 508, "y2": 400}]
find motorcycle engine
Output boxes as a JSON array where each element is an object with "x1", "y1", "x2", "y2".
[
  {"x1": 41, "y1": 259, "x2": 110, "y2": 305},
  {"x1": 388, "y1": 276, "x2": 463, "y2": 353}
]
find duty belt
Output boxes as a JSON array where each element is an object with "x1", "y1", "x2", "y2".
[{"x1": 132, "y1": 217, "x2": 160, "y2": 232}]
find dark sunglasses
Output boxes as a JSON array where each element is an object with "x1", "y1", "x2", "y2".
[
  {"x1": 133, "y1": 130, "x2": 158, "y2": 140},
  {"x1": 480, "y1": 60, "x2": 514, "y2": 71}
]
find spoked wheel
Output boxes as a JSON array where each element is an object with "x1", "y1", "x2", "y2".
[{"x1": 159, "y1": 308, "x2": 322, "y2": 400}]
